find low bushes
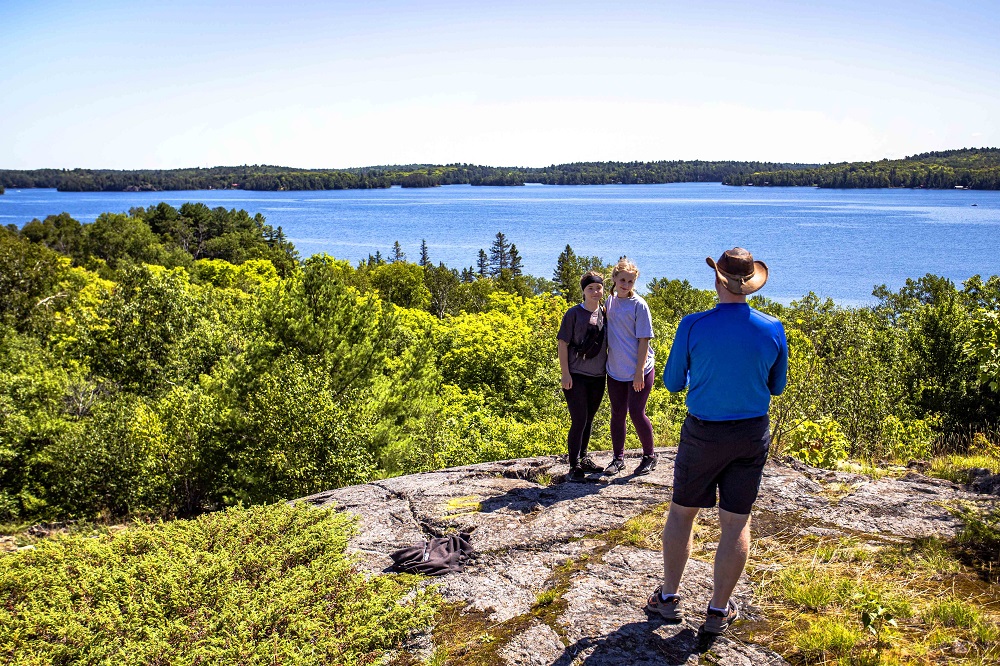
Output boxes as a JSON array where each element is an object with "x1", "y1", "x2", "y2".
[{"x1": 0, "y1": 503, "x2": 438, "y2": 665}]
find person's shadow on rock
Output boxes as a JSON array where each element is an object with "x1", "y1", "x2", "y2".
[
  {"x1": 478, "y1": 474, "x2": 610, "y2": 514},
  {"x1": 550, "y1": 616, "x2": 716, "y2": 665}
]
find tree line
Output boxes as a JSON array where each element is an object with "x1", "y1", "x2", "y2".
[
  {"x1": 0, "y1": 160, "x2": 813, "y2": 192},
  {"x1": 722, "y1": 147, "x2": 1000, "y2": 189},
  {"x1": 1, "y1": 203, "x2": 998, "y2": 525}
]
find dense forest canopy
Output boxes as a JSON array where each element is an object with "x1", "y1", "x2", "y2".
[
  {"x1": 0, "y1": 160, "x2": 812, "y2": 192},
  {"x1": 1, "y1": 202, "x2": 998, "y2": 525},
  {"x1": 722, "y1": 147, "x2": 1000, "y2": 189}
]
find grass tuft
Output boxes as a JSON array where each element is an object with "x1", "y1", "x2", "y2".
[
  {"x1": 793, "y1": 616, "x2": 862, "y2": 660},
  {"x1": 923, "y1": 599, "x2": 981, "y2": 628},
  {"x1": 533, "y1": 588, "x2": 559, "y2": 608},
  {"x1": 778, "y1": 566, "x2": 836, "y2": 611}
]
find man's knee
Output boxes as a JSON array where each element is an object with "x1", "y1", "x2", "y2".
[
  {"x1": 717, "y1": 508, "x2": 751, "y2": 539},
  {"x1": 666, "y1": 502, "x2": 700, "y2": 527}
]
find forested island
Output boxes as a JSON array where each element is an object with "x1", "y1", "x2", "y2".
[
  {"x1": 723, "y1": 147, "x2": 1000, "y2": 189},
  {"x1": 0, "y1": 160, "x2": 809, "y2": 192},
  {"x1": 4, "y1": 148, "x2": 1000, "y2": 192}
]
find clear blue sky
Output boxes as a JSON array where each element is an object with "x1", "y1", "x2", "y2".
[{"x1": 2, "y1": 0, "x2": 998, "y2": 169}]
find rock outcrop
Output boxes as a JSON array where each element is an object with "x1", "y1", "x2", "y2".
[{"x1": 301, "y1": 450, "x2": 998, "y2": 665}]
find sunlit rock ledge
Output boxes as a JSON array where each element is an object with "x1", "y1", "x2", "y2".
[{"x1": 300, "y1": 451, "x2": 997, "y2": 666}]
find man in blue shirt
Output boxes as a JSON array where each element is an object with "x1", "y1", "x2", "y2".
[{"x1": 646, "y1": 248, "x2": 788, "y2": 636}]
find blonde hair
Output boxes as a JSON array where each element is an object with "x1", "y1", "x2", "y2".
[{"x1": 611, "y1": 257, "x2": 639, "y2": 298}]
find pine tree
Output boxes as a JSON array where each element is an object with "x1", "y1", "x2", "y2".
[
  {"x1": 419, "y1": 239, "x2": 430, "y2": 267},
  {"x1": 461, "y1": 266, "x2": 475, "y2": 283},
  {"x1": 509, "y1": 243, "x2": 523, "y2": 277},
  {"x1": 554, "y1": 244, "x2": 579, "y2": 302},
  {"x1": 391, "y1": 241, "x2": 405, "y2": 263},
  {"x1": 488, "y1": 231, "x2": 510, "y2": 276},
  {"x1": 477, "y1": 249, "x2": 489, "y2": 277},
  {"x1": 373, "y1": 250, "x2": 384, "y2": 265}
]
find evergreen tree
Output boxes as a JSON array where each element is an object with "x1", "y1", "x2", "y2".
[
  {"x1": 509, "y1": 243, "x2": 523, "y2": 277},
  {"x1": 391, "y1": 241, "x2": 405, "y2": 263},
  {"x1": 419, "y1": 239, "x2": 430, "y2": 267},
  {"x1": 461, "y1": 266, "x2": 475, "y2": 283},
  {"x1": 488, "y1": 231, "x2": 510, "y2": 276},
  {"x1": 554, "y1": 244, "x2": 579, "y2": 303},
  {"x1": 477, "y1": 249, "x2": 489, "y2": 277}
]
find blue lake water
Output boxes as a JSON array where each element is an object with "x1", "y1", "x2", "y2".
[{"x1": 2, "y1": 183, "x2": 999, "y2": 305}]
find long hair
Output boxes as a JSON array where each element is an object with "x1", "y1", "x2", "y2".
[{"x1": 611, "y1": 257, "x2": 639, "y2": 298}]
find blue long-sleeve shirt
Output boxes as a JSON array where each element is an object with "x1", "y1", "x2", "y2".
[{"x1": 663, "y1": 303, "x2": 788, "y2": 421}]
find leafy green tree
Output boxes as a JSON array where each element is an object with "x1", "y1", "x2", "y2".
[
  {"x1": 81, "y1": 212, "x2": 167, "y2": 269},
  {"x1": 425, "y1": 262, "x2": 460, "y2": 318},
  {"x1": 369, "y1": 261, "x2": 431, "y2": 310},
  {"x1": 874, "y1": 275, "x2": 991, "y2": 432},
  {"x1": 0, "y1": 230, "x2": 71, "y2": 333},
  {"x1": 20, "y1": 213, "x2": 83, "y2": 256},
  {"x1": 0, "y1": 330, "x2": 75, "y2": 520},
  {"x1": 46, "y1": 393, "x2": 172, "y2": 517},
  {"x1": 256, "y1": 255, "x2": 399, "y2": 399},
  {"x1": 85, "y1": 265, "x2": 200, "y2": 393},
  {"x1": 645, "y1": 277, "x2": 716, "y2": 328},
  {"x1": 434, "y1": 293, "x2": 561, "y2": 418},
  {"x1": 235, "y1": 357, "x2": 377, "y2": 502}
]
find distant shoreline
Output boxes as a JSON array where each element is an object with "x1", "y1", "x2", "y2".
[{"x1": 2, "y1": 148, "x2": 999, "y2": 194}]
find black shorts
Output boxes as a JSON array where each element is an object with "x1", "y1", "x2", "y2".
[{"x1": 672, "y1": 413, "x2": 770, "y2": 515}]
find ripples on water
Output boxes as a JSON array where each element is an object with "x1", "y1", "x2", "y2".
[{"x1": 2, "y1": 183, "x2": 998, "y2": 305}]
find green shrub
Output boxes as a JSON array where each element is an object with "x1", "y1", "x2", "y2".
[
  {"x1": 0, "y1": 503, "x2": 437, "y2": 665},
  {"x1": 785, "y1": 418, "x2": 850, "y2": 469},
  {"x1": 879, "y1": 415, "x2": 935, "y2": 461}
]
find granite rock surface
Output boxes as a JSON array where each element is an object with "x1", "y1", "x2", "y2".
[{"x1": 300, "y1": 450, "x2": 997, "y2": 665}]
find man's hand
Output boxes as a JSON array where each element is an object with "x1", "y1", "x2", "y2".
[{"x1": 562, "y1": 373, "x2": 573, "y2": 390}]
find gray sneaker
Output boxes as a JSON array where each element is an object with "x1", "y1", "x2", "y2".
[
  {"x1": 633, "y1": 454, "x2": 658, "y2": 476},
  {"x1": 645, "y1": 586, "x2": 683, "y2": 621},
  {"x1": 701, "y1": 599, "x2": 739, "y2": 635},
  {"x1": 604, "y1": 458, "x2": 626, "y2": 476}
]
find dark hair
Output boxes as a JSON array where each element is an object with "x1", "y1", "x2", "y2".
[{"x1": 580, "y1": 270, "x2": 604, "y2": 291}]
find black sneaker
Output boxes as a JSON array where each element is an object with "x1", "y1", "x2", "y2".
[
  {"x1": 567, "y1": 466, "x2": 587, "y2": 482},
  {"x1": 578, "y1": 455, "x2": 603, "y2": 473},
  {"x1": 634, "y1": 454, "x2": 658, "y2": 476},
  {"x1": 604, "y1": 458, "x2": 626, "y2": 476}
]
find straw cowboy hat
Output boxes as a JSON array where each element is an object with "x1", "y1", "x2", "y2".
[{"x1": 706, "y1": 247, "x2": 769, "y2": 295}]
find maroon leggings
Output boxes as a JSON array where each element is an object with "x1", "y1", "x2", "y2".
[{"x1": 607, "y1": 368, "x2": 655, "y2": 458}]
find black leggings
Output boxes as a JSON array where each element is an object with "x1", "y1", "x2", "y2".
[{"x1": 563, "y1": 373, "x2": 606, "y2": 467}]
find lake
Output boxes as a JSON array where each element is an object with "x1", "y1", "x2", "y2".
[{"x1": 2, "y1": 183, "x2": 998, "y2": 305}]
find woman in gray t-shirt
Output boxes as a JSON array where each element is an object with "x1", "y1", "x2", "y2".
[
  {"x1": 557, "y1": 271, "x2": 608, "y2": 480},
  {"x1": 604, "y1": 258, "x2": 658, "y2": 477}
]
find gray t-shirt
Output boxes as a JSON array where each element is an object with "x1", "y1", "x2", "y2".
[
  {"x1": 557, "y1": 303, "x2": 608, "y2": 377},
  {"x1": 605, "y1": 293, "x2": 655, "y2": 382}
]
